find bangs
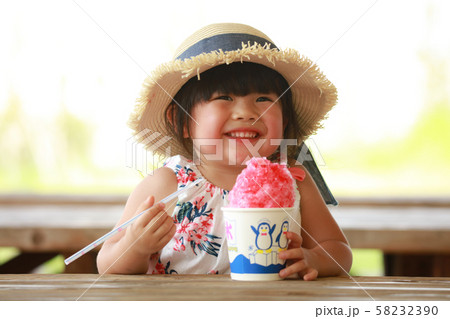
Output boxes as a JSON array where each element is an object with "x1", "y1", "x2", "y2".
[{"x1": 186, "y1": 62, "x2": 290, "y2": 105}]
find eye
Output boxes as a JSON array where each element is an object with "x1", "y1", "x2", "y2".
[
  {"x1": 212, "y1": 95, "x2": 233, "y2": 101},
  {"x1": 256, "y1": 96, "x2": 274, "y2": 102}
]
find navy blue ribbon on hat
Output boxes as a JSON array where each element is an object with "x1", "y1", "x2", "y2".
[
  {"x1": 176, "y1": 33, "x2": 278, "y2": 61},
  {"x1": 295, "y1": 143, "x2": 338, "y2": 206}
]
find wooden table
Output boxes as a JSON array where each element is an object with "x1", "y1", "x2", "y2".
[
  {"x1": 1, "y1": 195, "x2": 449, "y2": 275},
  {"x1": 0, "y1": 274, "x2": 449, "y2": 301}
]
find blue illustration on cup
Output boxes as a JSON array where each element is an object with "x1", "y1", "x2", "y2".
[
  {"x1": 227, "y1": 218, "x2": 288, "y2": 275},
  {"x1": 276, "y1": 221, "x2": 289, "y2": 249},
  {"x1": 251, "y1": 222, "x2": 275, "y2": 252}
]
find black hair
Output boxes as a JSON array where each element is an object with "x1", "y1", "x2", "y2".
[{"x1": 165, "y1": 62, "x2": 300, "y2": 156}]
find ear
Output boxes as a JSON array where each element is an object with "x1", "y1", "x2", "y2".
[
  {"x1": 166, "y1": 104, "x2": 189, "y2": 138},
  {"x1": 166, "y1": 104, "x2": 176, "y2": 126},
  {"x1": 283, "y1": 116, "x2": 288, "y2": 131},
  {"x1": 183, "y1": 123, "x2": 189, "y2": 138}
]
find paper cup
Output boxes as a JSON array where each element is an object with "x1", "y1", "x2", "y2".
[{"x1": 222, "y1": 207, "x2": 293, "y2": 281}]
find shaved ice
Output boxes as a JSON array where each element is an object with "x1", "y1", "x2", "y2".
[{"x1": 227, "y1": 157, "x2": 295, "y2": 208}]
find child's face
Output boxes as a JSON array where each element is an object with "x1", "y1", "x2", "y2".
[{"x1": 188, "y1": 92, "x2": 285, "y2": 166}]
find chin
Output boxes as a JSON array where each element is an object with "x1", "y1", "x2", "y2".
[{"x1": 229, "y1": 149, "x2": 276, "y2": 166}]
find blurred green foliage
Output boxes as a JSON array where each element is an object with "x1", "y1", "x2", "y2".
[
  {"x1": 349, "y1": 249, "x2": 384, "y2": 276},
  {"x1": 0, "y1": 91, "x2": 137, "y2": 194},
  {"x1": 327, "y1": 47, "x2": 450, "y2": 196},
  {"x1": 0, "y1": 91, "x2": 92, "y2": 192}
]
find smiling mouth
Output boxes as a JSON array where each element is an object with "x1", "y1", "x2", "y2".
[{"x1": 225, "y1": 131, "x2": 260, "y2": 139}]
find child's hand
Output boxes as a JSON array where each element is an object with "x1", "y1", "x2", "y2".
[
  {"x1": 125, "y1": 196, "x2": 176, "y2": 257},
  {"x1": 278, "y1": 231, "x2": 319, "y2": 281}
]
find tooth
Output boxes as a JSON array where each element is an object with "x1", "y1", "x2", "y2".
[{"x1": 228, "y1": 131, "x2": 258, "y2": 138}]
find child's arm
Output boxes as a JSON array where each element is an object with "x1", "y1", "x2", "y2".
[
  {"x1": 279, "y1": 165, "x2": 352, "y2": 280},
  {"x1": 96, "y1": 167, "x2": 178, "y2": 274}
]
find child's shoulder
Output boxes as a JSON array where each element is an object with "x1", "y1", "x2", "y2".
[
  {"x1": 142, "y1": 165, "x2": 177, "y2": 186},
  {"x1": 131, "y1": 166, "x2": 178, "y2": 203},
  {"x1": 163, "y1": 155, "x2": 193, "y2": 169}
]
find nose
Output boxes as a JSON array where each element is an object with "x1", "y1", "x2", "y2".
[{"x1": 231, "y1": 97, "x2": 258, "y2": 121}]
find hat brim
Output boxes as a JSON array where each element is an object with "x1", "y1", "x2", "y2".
[{"x1": 128, "y1": 42, "x2": 337, "y2": 160}]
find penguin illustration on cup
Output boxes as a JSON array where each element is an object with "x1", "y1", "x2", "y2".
[
  {"x1": 251, "y1": 222, "x2": 276, "y2": 253},
  {"x1": 275, "y1": 221, "x2": 289, "y2": 250}
]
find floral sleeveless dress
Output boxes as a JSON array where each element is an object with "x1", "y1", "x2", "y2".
[{"x1": 147, "y1": 155, "x2": 301, "y2": 274}]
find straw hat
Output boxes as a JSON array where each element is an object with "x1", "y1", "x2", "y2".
[{"x1": 128, "y1": 23, "x2": 337, "y2": 159}]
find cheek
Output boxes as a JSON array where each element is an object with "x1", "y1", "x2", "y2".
[
  {"x1": 190, "y1": 107, "x2": 225, "y2": 138},
  {"x1": 265, "y1": 108, "x2": 285, "y2": 138}
]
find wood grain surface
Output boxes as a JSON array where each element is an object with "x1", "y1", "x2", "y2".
[
  {"x1": 0, "y1": 274, "x2": 449, "y2": 301},
  {"x1": 1, "y1": 204, "x2": 449, "y2": 253}
]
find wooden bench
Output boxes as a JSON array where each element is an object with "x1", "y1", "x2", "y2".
[
  {"x1": 334, "y1": 197, "x2": 450, "y2": 277},
  {"x1": 1, "y1": 194, "x2": 449, "y2": 275}
]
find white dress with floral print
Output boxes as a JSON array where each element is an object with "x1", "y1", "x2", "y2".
[{"x1": 147, "y1": 155, "x2": 301, "y2": 275}]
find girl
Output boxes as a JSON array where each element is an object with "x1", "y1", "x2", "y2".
[{"x1": 97, "y1": 23, "x2": 352, "y2": 280}]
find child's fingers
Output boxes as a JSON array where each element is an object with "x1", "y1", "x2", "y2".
[
  {"x1": 137, "y1": 196, "x2": 155, "y2": 213},
  {"x1": 286, "y1": 231, "x2": 303, "y2": 248},
  {"x1": 145, "y1": 209, "x2": 173, "y2": 235},
  {"x1": 154, "y1": 222, "x2": 177, "y2": 249},
  {"x1": 279, "y1": 258, "x2": 307, "y2": 278},
  {"x1": 134, "y1": 197, "x2": 165, "y2": 228},
  {"x1": 143, "y1": 213, "x2": 176, "y2": 252},
  {"x1": 134, "y1": 196, "x2": 154, "y2": 217},
  {"x1": 302, "y1": 268, "x2": 318, "y2": 281},
  {"x1": 278, "y1": 247, "x2": 303, "y2": 260}
]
